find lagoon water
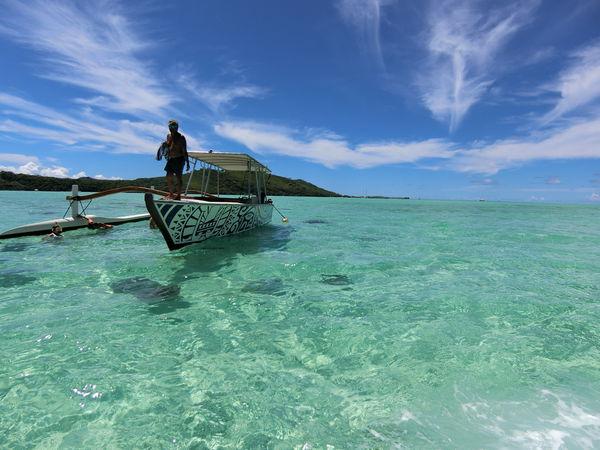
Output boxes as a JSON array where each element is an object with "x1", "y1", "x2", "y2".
[{"x1": 1, "y1": 191, "x2": 600, "y2": 448}]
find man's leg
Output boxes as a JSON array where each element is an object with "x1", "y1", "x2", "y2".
[
  {"x1": 175, "y1": 174, "x2": 183, "y2": 200},
  {"x1": 166, "y1": 173, "x2": 174, "y2": 198}
]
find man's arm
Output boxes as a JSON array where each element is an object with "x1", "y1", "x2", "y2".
[{"x1": 183, "y1": 136, "x2": 190, "y2": 170}]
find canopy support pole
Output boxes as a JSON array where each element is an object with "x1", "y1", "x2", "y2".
[
  {"x1": 247, "y1": 161, "x2": 251, "y2": 196},
  {"x1": 71, "y1": 185, "x2": 80, "y2": 218},
  {"x1": 255, "y1": 169, "x2": 260, "y2": 202},
  {"x1": 203, "y1": 169, "x2": 211, "y2": 193},
  {"x1": 184, "y1": 159, "x2": 197, "y2": 196}
]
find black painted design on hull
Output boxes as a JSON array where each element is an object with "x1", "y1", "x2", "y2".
[{"x1": 145, "y1": 194, "x2": 273, "y2": 250}]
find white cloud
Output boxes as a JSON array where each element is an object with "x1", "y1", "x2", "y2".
[
  {"x1": 177, "y1": 74, "x2": 266, "y2": 113},
  {"x1": 0, "y1": 93, "x2": 204, "y2": 154},
  {"x1": 93, "y1": 174, "x2": 122, "y2": 180},
  {"x1": 0, "y1": 1, "x2": 256, "y2": 159},
  {"x1": 542, "y1": 41, "x2": 600, "y2": 123},
  {"x1": 216, "y1": 113, "x2": 600, "y2": 175},
  {"x1": 419, "y1": 0, "x2": 538, "y2": 131},
  {"x1": 0, "y1": 153, "x2": 125, "y2": 179},
  {"x1": 471, "y1": 177, "x2": 496, "y2": 185},
  {"x1": 451, "y1": 116, "x2": 600, "y2": 174},
  {"x1": 0, "y1": 0, "x2": 172, "y2": 117},
  {"x1": 0, "y1": 0, "x2": 265, "y2": 120},
  {"x1": 591, "y1": 193, "x2": 600, "y2": 201},
  {"x1": 214, "y1": 121, "x2": 454, "y2": 168},
  {"x1": 337, "y1": 0, "x2": 392, "y2": 68},
  {"x1": 0, "y1": 156, "x2": 72, "y2": 178},
  {"x1": 0, "y1": 153, "x2": 40, "y2": 165}
]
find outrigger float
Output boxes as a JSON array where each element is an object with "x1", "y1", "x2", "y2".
[
  {"x1": 0, "y1": 184, "x2": 152, "y2": 239},
  {"x1": 0, "y1": 152, "x2": 280, "y2": 251}
]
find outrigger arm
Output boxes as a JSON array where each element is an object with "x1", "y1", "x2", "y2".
[{"x1": 0, "y1": 185, "x2": 155, "y2": 240}]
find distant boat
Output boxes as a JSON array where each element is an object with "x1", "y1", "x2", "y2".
[{"x1": 145, "y1": 152, "x2": 274, "y2": 251}]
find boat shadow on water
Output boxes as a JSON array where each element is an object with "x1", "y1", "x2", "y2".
[
  {"x1": 110, "y1": 225, "x2": 293, "y2": 314},
  {"x1": 169, "y1": 224, "x2": 293, "y2": 280}
]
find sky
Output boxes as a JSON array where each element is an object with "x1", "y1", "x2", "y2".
[{"x1": 1, "y1": 0, "x2": 600, "y2": 202}]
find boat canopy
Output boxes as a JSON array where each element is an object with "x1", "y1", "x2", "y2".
[{"x1": 187, "y1": 151, "x2": 270, "y2": 173}]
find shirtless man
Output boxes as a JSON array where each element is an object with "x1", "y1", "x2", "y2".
[{"x1": 163, "y1": 120, "x2": 190, "y2": 200}]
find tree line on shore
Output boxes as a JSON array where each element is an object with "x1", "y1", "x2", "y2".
[{"x1": 0, "y1": 170, "x2": 339, "y2": 197}]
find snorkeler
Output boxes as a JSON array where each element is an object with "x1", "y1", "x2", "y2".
[{"x1": 45, "y1": 222, "x2": 63, "y2": 238}]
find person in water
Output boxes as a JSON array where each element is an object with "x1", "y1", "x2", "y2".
[
  {"x1": 161, "y1": 120, "x2": 190, "y2": 200},
  {"x1": 86, "y1": 218, "x2": 113, "y2": 230},
  {"x1": 46, "y1": 222, "x2": 63, "y2": 238}
]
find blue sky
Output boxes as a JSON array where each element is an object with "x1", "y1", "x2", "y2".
[{"x1": 1, "y1": 0, "x2": 600, "y2": 202}]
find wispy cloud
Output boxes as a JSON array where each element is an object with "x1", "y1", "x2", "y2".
[
  {"x1": 0, "y1": 153, "x2": 39, "y2": 165},
  {"x1": 470, "y1": 177, "x2": 496, "y2": 185},
  {"x1": 216, "y1": 113, "x2": 600, "y2": 175},
  {"x1": 337, "y1": 0, "x2": 392, "y2": 68},
  {"x1": 450, "y1": 116, "x2": 600, "y2": 174},
  {"x1": 542, "y1": 40, "x2": 600, "y2": 123},
  {"x1": 0, "y1": 0, "x2": 172, "y2": 117},
  {"x1": 177, "y1": 74, "x2": 266, "y2": 113},
  {"x1": 1, "y1": 0, "x2": 266, "y2": 118},
  {"x1": 419, "y1": 0, "x2": 538, "y2": 132},
  {"x1": 545, "y1": 176, "x2": 561, "y2": 185},
  {"x1": 215, "y1": 121, "x2": 454, "y2": 169},
  {"x1": 0, "y1": 93, "x2": 203, "y2": 154}
]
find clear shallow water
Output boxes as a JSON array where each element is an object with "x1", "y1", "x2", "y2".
[{"x1": 1, "y1": 191, "x2": 600, "y2": 449}]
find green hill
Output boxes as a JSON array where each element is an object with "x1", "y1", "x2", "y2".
[{"x1": 0, "y1": 170, "x2": 339, "y2": 197}]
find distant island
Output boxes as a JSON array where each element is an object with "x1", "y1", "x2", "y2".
[{"x1": 0, "y1": 170, "x2": 340, "y2": 197}]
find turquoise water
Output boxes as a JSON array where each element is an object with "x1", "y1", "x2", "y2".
[{"x1": 1, "y1": 191, "x2": 600, "y2": 448}]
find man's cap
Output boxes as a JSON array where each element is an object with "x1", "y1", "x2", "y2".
[{"x1": 168, "y1": 119, "x2": 179, "y2": 128}]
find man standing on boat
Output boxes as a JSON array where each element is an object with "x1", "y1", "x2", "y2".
[{"x1": 163, "y1": 119, "x2": 189, "y2": 200}]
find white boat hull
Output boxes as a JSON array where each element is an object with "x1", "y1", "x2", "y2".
[{"x1": 145, "y1": 194, "x2": 274, "y2": 250}]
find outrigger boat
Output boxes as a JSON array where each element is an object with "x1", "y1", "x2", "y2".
[
  {"x1": 0, "y1": 152, "x2": 278, "y2": 251},
  {"x1": 145, "y1": 151, "x2": 274, "y2": 250}
]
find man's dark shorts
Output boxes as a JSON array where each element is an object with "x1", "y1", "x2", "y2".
[{"x1": 164, "y1": 157, "x2": 185, "y2": 176}]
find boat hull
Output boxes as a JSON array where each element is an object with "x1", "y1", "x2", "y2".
[{"x1": 145, "y1": 194, "x2": 274, "y2": 250}]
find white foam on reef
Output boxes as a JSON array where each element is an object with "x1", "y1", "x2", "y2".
[
  {"x1": 510, "y1": 429, "x2": 569, "y2": 450},
  {"x1": 458, "y1": 389, "x2": 600, "y2": 448},
  {"x1": 509, "y1": 390, "x2": 600, "y2": 449}
]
